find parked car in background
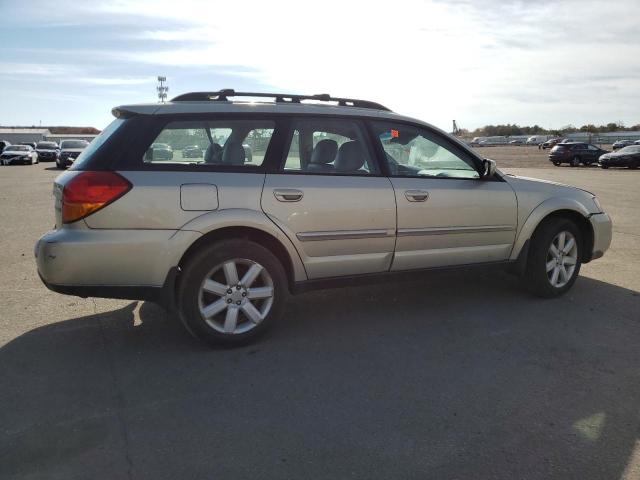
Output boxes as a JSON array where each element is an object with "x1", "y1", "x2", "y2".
[
  {"x1": 542, "y1": 138, "x2": 562, "y2": 149},
  {"x1": 57, "y1": 139, "x2": 89, "y2": 169},
  {"x1": 19, "y1": 141, "x2": 38, "y2": 150},
  {"x1": 0, "y1": 140, "x2": 11, "y2": 152},
  {"x1": 526, "y1": 135, "x2": 547, "y2": 145},
  {"x1": 182, "y1": 145, "x2": 203, "y2": 158},
  {"x1": 599, "y1": 145, "x2": 640, "y2": 169},
  {"x1": 36, "y1": 141, "x2": 60, "y2": 162},
  {"x1": 635, "y1": 140, "x2": 640, "y2": 146},
  {"x1": 1, "y1": 144, "x2": 39, "y2": 165},
  {"x1": 145, "y1": 143, "x2": 174, "y2": 161},
  {"x1": 35, "y1": 89, "x2": 612, "y2": 346},
  {"x1": 612, "y1": 140, "x2": 635, "y2": 150},
  {"x1": 549, "y1": 142, "x2": 607, "y2": 167},
  {"x1": 509, "y1": 139, "x2": 524, "y2": 145}
]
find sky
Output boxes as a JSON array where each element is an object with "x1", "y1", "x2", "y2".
[{"x1": 0, "y1": 0, "x2": 639, "y2": 132}]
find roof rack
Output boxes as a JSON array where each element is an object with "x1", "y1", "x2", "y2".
[{"x1": 170, "y1": 89, "x2": 391, "y2": 111}]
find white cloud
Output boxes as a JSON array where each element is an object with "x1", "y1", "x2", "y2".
[{"x1": 2, "y1": 0, "x2": 639, "y2": 129}]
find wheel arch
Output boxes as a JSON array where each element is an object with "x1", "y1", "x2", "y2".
[
  {"x1": 511, "y1": 199, "x2": 595, "y2": 263},
  {"x1": 176, "y1": 211, "x2": 308, "y2": 295}
]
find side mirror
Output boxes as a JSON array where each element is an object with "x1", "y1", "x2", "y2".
[{"x1": 481, "y1": 158, "x2": 497, "y2": 178}]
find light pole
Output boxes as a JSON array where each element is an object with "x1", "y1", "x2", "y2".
[{"x1": 157, "y1": 76, "x2": 169, "y2": 103}]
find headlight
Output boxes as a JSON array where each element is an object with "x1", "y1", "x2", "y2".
[{"x1": 592, "y1": 196, "x2": 603, "y2": 212}]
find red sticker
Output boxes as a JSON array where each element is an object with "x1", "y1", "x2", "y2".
[{"x1": 391, "y1": 129, "x2": 399, "y2": 138}]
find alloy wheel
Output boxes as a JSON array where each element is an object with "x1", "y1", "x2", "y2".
[
  {"x1": 546, "y1": 231, "x2": 578, "y2": 288},
  {"x1": 198, "y1": 258, "x2": 274, "y2": 335}
]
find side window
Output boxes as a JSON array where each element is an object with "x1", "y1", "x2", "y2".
[
  {"x1": 370, "y1": 121, "x2": 480, "y2": 179},
  {"x1": 283, "y1": 118, "x2": 378, "y2": 175},
  {"x1": 143, "y1": 120, "x2": 275, "y2": 167},
  {"x1": 587, "y1": 145, "x2": 598, "y2": 151}
]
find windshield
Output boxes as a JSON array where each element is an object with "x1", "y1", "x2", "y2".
[
  {"x1": 60, "y1": 140, "x2": 89, "y2": 149},
  {"x1": 4, "y1": 145, "x2": 29, "y2": 152},
  {"x1": 37, "y1": 142, "x2": 58, "y2": 149},
  {"x1": 619, "y1": 146, "x2": 640, "y2": 153}
]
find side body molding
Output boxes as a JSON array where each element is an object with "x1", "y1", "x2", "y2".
[
  {"x1": 178, "y1": 208, "x2": 308, "y2": 282},
  {"x1": 510, "y1": 197, "x2": 591, "y2": 261}
]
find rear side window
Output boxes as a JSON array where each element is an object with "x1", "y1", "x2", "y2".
[
  {"x1": 71, "y1": 119, "x2": 124, "y2": 170},
  {"x1": 144, "y1": 120, "x2": 275, "y2": 167},
  {"x1": 283, "y1": 118, "x2": 378, "y2": 175}
]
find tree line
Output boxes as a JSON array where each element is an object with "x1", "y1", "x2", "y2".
[{"x1": 460, "y1": 122, "x2": 640, "y2": 137}]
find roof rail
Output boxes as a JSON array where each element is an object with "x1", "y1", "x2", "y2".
[{"x1": 170, "y1": 89, "x2": 391, "y2": 111}]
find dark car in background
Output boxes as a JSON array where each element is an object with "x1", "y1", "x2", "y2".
[
  {"x1": 35, "y1": 141, "x2": 60, "y2": 162},
  {"x1": 599, "y1": 145, "x2": 640, "y2": 169},
  {"x1": 612, "y1": 140, "x2": 635, "y2": 151},
  {"x1": 548, "y1": 142, "x2": 607, "y2": 167},
  {"x1": 1, "y1": 144, "x2": 39, "y2": 165},
  {"x1": 182, "y1": 145, "x2": 203, "y2": 158},
  {"x1": 145, "y1": 143, "x2": 174, "y2": 161},
  {"x1": 542, "y1": 138, "x2": 562, "y2": 149},
  {"x1": 0, "y1": 140, "x2": 11, "y2": 152},
  {"x1": 56, "y1": 139, "x2": 89, "y2": 169}
]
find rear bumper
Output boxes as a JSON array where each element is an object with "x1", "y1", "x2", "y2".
[
  {"x1": 35, "y1": 227, "x2": 201, "y2": 294},
  {"x1": 588, "y1": 212, "x2": 612, "y2": 261}
]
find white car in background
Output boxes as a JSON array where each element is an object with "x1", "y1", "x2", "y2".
[{"x1": 1, "y1": 144, "x2": 39, "y2": 165}]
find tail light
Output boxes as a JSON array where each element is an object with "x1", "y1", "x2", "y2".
[{"x1": 62, "y1": 171, "x2": 131, "y2": 223}]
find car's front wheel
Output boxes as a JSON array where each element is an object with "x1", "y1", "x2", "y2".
[
  {"x1": 177, "y1": 239, "x2": 288, "y2": 347},
  {"x1": 525, "y1": 217, "x2": 581, "y2": 298},
  {"x1": 552, "y1": 161, "x2": 561, "y2": 166}
]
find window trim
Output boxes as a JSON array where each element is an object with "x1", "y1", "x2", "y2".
[{"x1": 272, "y1": 115, "x2": 385, "y2": 177}]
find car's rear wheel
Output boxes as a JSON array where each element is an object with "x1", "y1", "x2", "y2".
[
  {"x1": 524, "y1": 217, "x2": 581, "y2": 298},
  {"x1": 177, "y1": 239, "x2": 287, "y2": 347},
  {"x1": 570, "y1": 156, "x2": 581, "y2": 167}
]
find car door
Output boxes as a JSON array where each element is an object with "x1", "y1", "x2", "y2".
[
  {"x1": 369, "y1": 120, "x2": 518, "y2": 271},
  {"x1": 261, "y1": 117, "x2": 396, "y2": 279},
  {"x1": 587, "y1": 144, "x2": 602, "y2": 163}
]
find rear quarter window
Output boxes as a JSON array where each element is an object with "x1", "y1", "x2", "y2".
[{"x1": 70, "y1": 119, "x2": 125, "y2": 170}]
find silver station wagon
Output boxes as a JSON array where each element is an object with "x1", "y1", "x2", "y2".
[{"x1": 35, "y1": 89, "x2": 613, "y2": 346}]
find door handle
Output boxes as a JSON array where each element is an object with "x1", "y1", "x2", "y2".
[
  {"x1": 273, "y1": 189, "x2": 304, "y2": 202},
  {"x1": 404, "y1": 190, "x2": 429, "y2": 202}
]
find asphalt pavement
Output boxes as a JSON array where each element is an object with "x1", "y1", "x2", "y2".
[{"x1": 1, "y1": 163, "x2": 639, "y2": 479}]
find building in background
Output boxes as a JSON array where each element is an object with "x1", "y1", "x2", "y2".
[{"x1": 0, "y1": 128, "x2": 51, "y2": 144}]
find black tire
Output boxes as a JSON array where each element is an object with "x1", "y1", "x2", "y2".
[
  {"x1": 629, "y1": 161, "x2": 638, "y2": 170},
  {"x1": 552, "y1": 161, "x2": 561, "y2": 167},
  {"x1": 177, "y1": 239, "x2": 288, "y2": 347},
  {"x1": 570, "y1": 156, "x2": 581, "y2": 167},
  {"x1": 56, "y1": 160, "x2": 64, "y2": 169},
  {"x1": 524, "y1": 217, "x2": 582, "y2": 298},
  {"x1": 601, "y1": 165, "x2": 609, "y2": 169}
]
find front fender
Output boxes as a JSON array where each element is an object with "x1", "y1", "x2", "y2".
[
  {"x1": 510, "y1": 197, "x2": 591, "y2": 260},
  {"x1": 179, "y1": 208, "x2": 307, "y2": 282}
]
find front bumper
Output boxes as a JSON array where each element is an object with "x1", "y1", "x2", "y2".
[
  {"x1": 588, "y1": 212, "x2": 612, "y2": 261},
  {"x1": 1, "y1": 156, "x2": 28, "y2": 165}
]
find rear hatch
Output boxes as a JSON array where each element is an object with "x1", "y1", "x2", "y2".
[{"x1": 549, "y1": 145, "x2": 571, "y2": 158}]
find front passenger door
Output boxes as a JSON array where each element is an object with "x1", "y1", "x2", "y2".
[{"x1": 370, "y1": 121, "x2": 518, "y2": 271}]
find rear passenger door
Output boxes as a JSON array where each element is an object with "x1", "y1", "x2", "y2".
[{"x1": 261, "y1": 117, "x2": 396, "y2": 279}]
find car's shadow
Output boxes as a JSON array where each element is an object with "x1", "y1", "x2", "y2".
[{"x1": 1, "y1": 270, "x2": 639, "y2": 479}]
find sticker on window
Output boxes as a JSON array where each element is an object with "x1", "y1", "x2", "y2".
[{"x1": 391, "y1": 129, "x2": 399, "y2": 138}]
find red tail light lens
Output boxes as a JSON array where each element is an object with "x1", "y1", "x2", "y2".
[{"x1": 62, "y1": 171, "x2": 131, "y2": 223}]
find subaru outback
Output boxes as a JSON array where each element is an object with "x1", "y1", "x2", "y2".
[{"x1": 35, "y1": 89, "x2": 613, "y2": 346}]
